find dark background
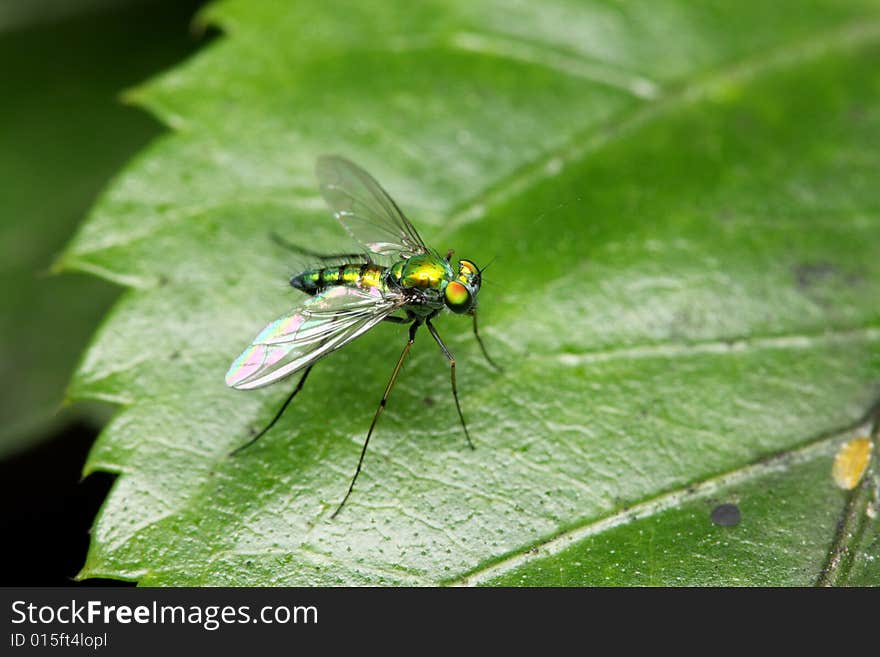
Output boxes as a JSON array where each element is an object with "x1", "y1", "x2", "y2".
[
  {"x1": 0, "y1": 0, "x2": 207, "y2": 586},
  {"x1": 1, "y1": 424, "x2": 122, "y2": 585}
]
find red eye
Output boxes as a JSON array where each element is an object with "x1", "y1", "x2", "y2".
[{"x1": 445, "y1": 281, "x2": 471, "y2": 312}]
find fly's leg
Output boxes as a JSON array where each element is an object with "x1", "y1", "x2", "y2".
[
  {"x1": 426, "y1": 319, "x2": 475, "y2": 450},
  {"x1": 470, "y1": 310, "x2": 502, "y2": 372},
  {"x1": 331, "y1": 320, "x2": 421, "y2": 519},
  {"x1": 229, "y1": 365, "x2": 314, "y2": 457},
  {"x1": 269, "y1": 232, "x2": 369, "y2": 263}
]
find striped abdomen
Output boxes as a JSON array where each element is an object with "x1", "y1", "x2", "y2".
[{"x1": 291, "y1": 263, "x2": 387, "y2": 295}]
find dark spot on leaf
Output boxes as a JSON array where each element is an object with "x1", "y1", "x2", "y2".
[
  {"x1": 793, "y1": 261, "x2": 836, "y2": 290},
  {"x1": 423, "y1": 396, "x2": 435, "y2": 406},
  {"x1": 157, "y1": 274, "x2": 170, "y2": 287},
  {"x1": 669, "y1": 308, "x2": 696, "y2": 339},
  {"x1": 715, "y1": 208, "x2": 734, "y2": 223},
  {"x1": 170, "y1": 350, "x2": 180, "y2": 360},
  {"x1": 845, "y1": 271, "x2": 865, "y2": 288},
  {"x1": 734, "y1": 111, "x2": 756, "y2": 132},
  {"x1": 711, "y1": 503, "x2": 741, "y2": 527}
]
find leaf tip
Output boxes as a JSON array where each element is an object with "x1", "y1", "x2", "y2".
[
  {"x1": 118, "y1": 86, "x2": 144, "y2": 108},
  {"x1": 81, "y1": 460, "x2": 96, "y2": 481},
  {"x1": 191, "y1": 2, "x2": 229, "y2": 36},
  {"x1": 49, "y1": 251, "x2": 71, "y2": 275},
  {"x1": 189, "y1": 9, "x2": 214, "y2": 39}
]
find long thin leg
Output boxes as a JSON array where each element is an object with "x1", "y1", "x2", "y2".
[
  {"x1": 426, "y1": 319, "x2": 475, "y2": 451},
  {"x1": 331, "y1": 321, "x2": 421, "y2": 518},
  {"x1": 270, "y1": 232, "x2": 367, "y2": 262},
  {"x1": 470, "y1": 310, "x2": 502, "y2": 371},
  {"x1": 229, "y1": 365, "x2": 314, "y2": 457}
]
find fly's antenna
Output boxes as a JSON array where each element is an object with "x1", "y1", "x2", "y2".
[{"x1": 478, "y1": 256, "x2": 497, "y2": 276}]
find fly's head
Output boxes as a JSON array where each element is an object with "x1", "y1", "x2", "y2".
[{"x1": 444, "y1": 259, "x2": 482, "y2": 314}]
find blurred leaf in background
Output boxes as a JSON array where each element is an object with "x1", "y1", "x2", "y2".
[
  {"x1": 60, "y1": 0, "x2": 880, "y2": 585},
  {"x1": 0, "y1": 0, "x2": 204, "y2": 458}
]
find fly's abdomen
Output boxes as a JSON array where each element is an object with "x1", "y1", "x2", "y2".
[{"x1": 291, "y1": 263, "x2": 386, "y2": 295}]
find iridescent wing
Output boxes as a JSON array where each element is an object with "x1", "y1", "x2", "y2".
[
  {"x1": 226, "y1": 286, "x2": 405, "y2": 390},
  {"x1": 316, "y1": 155, "x2": 429, "y2": 259}
]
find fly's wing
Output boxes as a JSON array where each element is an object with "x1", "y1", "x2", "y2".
[
  {"x1": 316, "y1": 155, "x2": 429, "y2": 259},
  {"x1": 226, "y1": 286, "x2": 405, "y2": 390}
]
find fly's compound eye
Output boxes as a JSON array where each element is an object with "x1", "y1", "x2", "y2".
[
  {"x1": 456, "y1": 259, "x2": 482, "y2": 295},
  {"x1": 444, "y1": 280, "x2": 472, "y2": 314},
  {"x1": 458, "y1": 259, "x2": 478, "y2": 281}
]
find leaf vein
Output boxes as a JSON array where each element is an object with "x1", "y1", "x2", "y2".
[{"x1": 451, "y1": 412, "x2": 877, "y2": 586}]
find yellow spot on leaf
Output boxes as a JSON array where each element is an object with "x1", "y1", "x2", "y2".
[{"x1": 832, "y1": 437, "x2": 872, "y2": 490}]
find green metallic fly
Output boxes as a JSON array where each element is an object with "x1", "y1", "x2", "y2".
[{"x1": 226, "y1": 155, "x2": 499, "y2": 517}]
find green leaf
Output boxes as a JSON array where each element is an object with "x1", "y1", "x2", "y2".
[
  {"x1": 0, "y1": 1, "x2": 202, "y2": 457},
  {"x1": 62, "y1": 0, "x2": 880, "y2": 585}
]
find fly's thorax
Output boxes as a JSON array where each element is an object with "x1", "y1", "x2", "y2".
[
  {"x1": 392, "y1": 254, "x2": 455, "y2": 292},
  {"x1": 291, "y1": 263, "x2": 387, "y2": 295},
  {"x1": 388, "y1": 260, "x2": 405, "y2": 283}
]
